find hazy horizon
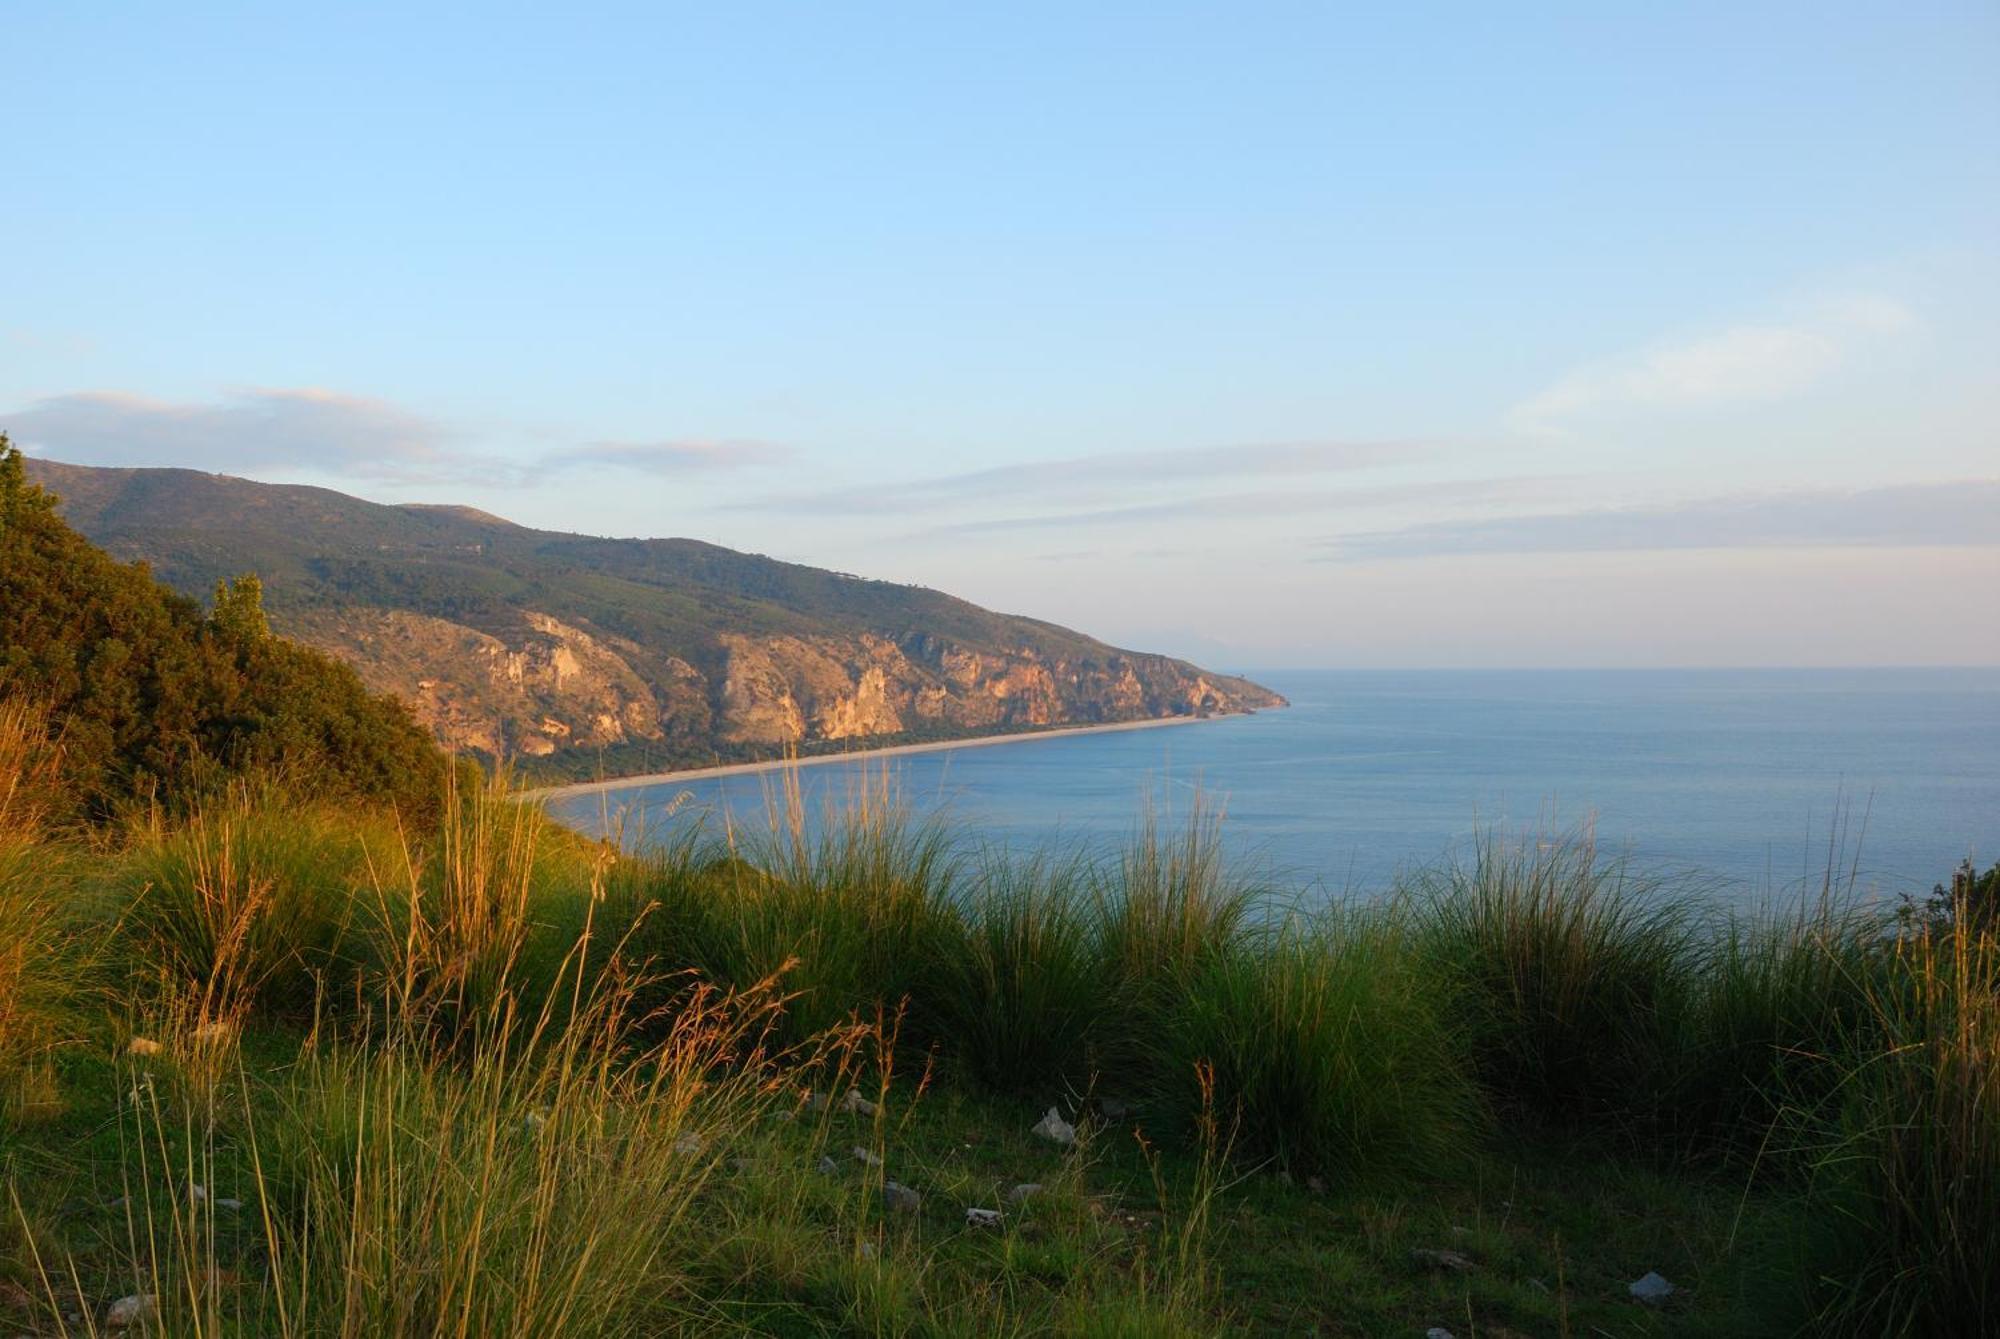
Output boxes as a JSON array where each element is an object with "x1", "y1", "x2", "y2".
[{"x1": 7, "y1": 5, "x2": 1996, "y2": 669}]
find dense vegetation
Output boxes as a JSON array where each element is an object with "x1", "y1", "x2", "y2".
[{"x1": 0, "y1": 438, "x2": 451, "y2": 821}]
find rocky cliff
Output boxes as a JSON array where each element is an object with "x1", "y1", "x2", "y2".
[{"x1": 26, "y1": 459, "x2": 1286, "y2": 777}]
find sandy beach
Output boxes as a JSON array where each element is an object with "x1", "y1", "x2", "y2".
[{"x1": 522, "y1": 712, "x2": 1243, "y2": 802}]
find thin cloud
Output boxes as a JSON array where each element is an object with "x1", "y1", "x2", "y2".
[
  {"x1": 5, "y1": 387, "x2": 796, "y2": 487},
  {"x1": 733, "y1": 438, "x2": 1434, "y2": 515},
  {"x1": 541, "y1": 438, "x2": 795, "y2": 475},
  {"x1": 7, "y1": 387, "x2": 459, "y2": 480},
  {"x1": 911, "y1": 476, "x2": 1568, "y2": 537},
  {"x1": 1510, "y1": 296, "x2": 1917, "y2": 435},
  {"x1": 1322, "y1": 480, "x2": 1999, "y2": 562}
]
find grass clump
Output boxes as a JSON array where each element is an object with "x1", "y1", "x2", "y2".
[
  {"x1": 115, "y1": 793, "x2": 398, "y2": 1024},
  {"x1": 1155, "y1": 914, "x2": 1480, "y2": 1183},
  {"x1": 1793, "y1": 900, "x2": 2000, "y2": 1335},
  {"x1": 1412, "y1": 830, "x2": 1700, "y2": 1133}
]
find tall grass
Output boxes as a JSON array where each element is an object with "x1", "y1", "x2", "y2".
[
  {"x1": 10, "y1": 753, "x2": 1997, "y2": 1331},
  {"x1": 0, "y1": 699, "x2": 80, "y2": 1107},
  {"x1": 1411, "y1": 830, "x2": 1700, "y2": 1132},
  {"x1": 935, "y1": 850, "x2": 1102, "y2": 1092},
  {"x1": 1794, "y1": 904, "x2": 2000, "y2": 1335},
  {"x1": 1152, "y1": 913, "x2": 1480, "y2": 1180},
  {"x1": 116, "y1": 794, "x2": 400, "y2": 1023}
]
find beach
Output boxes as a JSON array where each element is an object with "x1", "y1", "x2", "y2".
[{"x1": 521, "y1": 712, "x2": 1239, "y2": 801}]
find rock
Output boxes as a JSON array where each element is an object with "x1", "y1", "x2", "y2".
[
  {"x1": 1006, "y1": 1183, "x2": 1044, "y2": 1205},
  {"x1": 190, "y1": 1184, "x2": 207, "y2": 1204},
  {"x1": 1098, "y1": 1097, "x2": 1132, "y2": 1121},
  {"x1": 839, "y1": 1089, "x2": 878, "y2": 1117},
  {"x1": 1411, "y1": 1248, "x2": 1476, "y2": 1273},
  {"x1": 851, "y1": 1146, "x2": 882, "y2": 1168},
  {"x1": 1426, "y1": 1330, "x2": 1456, "y2": 1339},
  {"x1": 965, "y1": 1207, "x2": 1003, "y2": 1230},
  {"x1": 673, "y1": 1131, "x2": 705, "y2": 1156},
  {"x1": 1031, "y1": 1106, "x2": 1076, "y2": 1146},
  {"x1": 1305, "y1": 1175, "x2": 1327, "y2": 1195},
  {"x1": 524, "y1": 1110, "x2": 548, "y2": 1134},
  {"x1": 805, "y1": 1090, "x2": 829, "y2": 1113},
  {"x1": 882, "y1": 1181, "x2": 921, "y2": 1213},
  {"x1": 729, "y1": 1158, "x2": 755, "y2": 1175},
  {"x1": 1629, "y1": 1271, "x2": 1675, "y2": 1305},
  {"x1": 859, "y1": 1241, "x2": 877, "y2": 1260},
  {"x1": 106, "y1": 1294, "x2": 157, "y2": 1328},
  {"x1": 215, "y1": 1198, "x2": 243, "y2": 1212},
  {"x1": 125, "y1": 1037, "x2": 162, "y2": 1057},
  {"x1": 816, "y1": 1155, "x2": 840, "y2": 1175}
]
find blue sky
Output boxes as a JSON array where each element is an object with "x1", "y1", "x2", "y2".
[{"x1": 5, "y1": 2, "x2": 1996, "y2": 666}]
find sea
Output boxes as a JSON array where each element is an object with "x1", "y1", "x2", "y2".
[{"x1": 549, "y1": 668, "x2": 2000, "y2": 909}]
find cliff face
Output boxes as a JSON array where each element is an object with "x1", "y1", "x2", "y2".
[
  {"x1": 278, "y1": 611, "x2": 1280, "y2": 762},
  {"x1": 27, "y1": 458, "x2": 1286, "y2": 776}
]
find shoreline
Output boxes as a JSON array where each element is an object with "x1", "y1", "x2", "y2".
[{"x1": 522, "y1": 711, "x2": 1251, "y2": 802}]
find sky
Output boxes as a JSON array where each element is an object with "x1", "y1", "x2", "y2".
[{"x1": 4, "y1": 2, "x2": 1996, "y2": 669}]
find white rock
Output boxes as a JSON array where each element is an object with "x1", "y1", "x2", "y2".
[
  {"x1": 1426, "y1": 1329, "x2": 1456, "y2": 1339},
  {"x1": 816, "y1": 1155, "x2": 839, "y2": 1175},
  {"x1": 673, "y1": 1131, "x2": 705, "y2": 1156},
  {"x1": 216, "y1": 1198, "x2": 243, "y2": 1211},
  {"x1": 190, "y1": 1184, "x2": 207, "y2": 1204},
  {"x1": 851, "y1": 1146, "x2": 882, "y2": 1168},
  {"x1": 839, "y1": 1089, "x2": 879, "y2": 1117},
  {"x1": 1007, "y1": 1183, "x2": 1044, "y2": 1205},
  {"x1": 882, "y1": 1180, "x2": 921, "y2": 1213},
  {"x1": 125, "y1": 1037, "x2": 162, "y2": 1057},
  {"x1": 965, "y1": 1207, "x2": 1003, "y2": 1230},
  {"x1": 188, "y1": 1020, "x2": 236, "y2": 1047},
  {"x1": 1031, "y1": 1106, "x2": 1076, "y2": 1146},
  {"x1": 106, "y1": 1294, "x2": 157, "y2": 1327},
  {"x1": 1629, "y1": 1271, "x2": 1675, "y2": 1305}
]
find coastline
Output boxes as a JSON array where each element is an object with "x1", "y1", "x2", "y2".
[{"x1": 522, "y1": 711, "x2": 1251, "y2": 802}]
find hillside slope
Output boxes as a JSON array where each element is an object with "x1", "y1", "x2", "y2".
[{"x1": 27, "y1": 459, "x2": 1283, "y2": 777}]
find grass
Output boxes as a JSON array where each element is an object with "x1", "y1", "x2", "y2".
[{"x1": 0, "y1": 755, "x2": 1992, "y2": 1334}]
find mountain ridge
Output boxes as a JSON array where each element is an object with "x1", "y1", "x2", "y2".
[{"x1": 25, "y1": 458, "x2": 1284, "y2": 779}]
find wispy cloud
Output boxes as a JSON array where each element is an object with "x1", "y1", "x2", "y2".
[
  {"x1": 6, "y1": 387, "x2": 459, "y2": 480},
  {"x1": 1509, "y1": 296, "x2": 1917, "y2": 435},
  {"x1": 5, "y1": 388, "x2": 796, "y2": 486},
  {"x1": 912, "y1": 476, "x2": 1565, "y2": 537},
  {"x1": 539, "y1": 438, "x2": 795, "y2": 475},
  {"x1": 1322, "y1": 480, "x2": 1999, "y2": 562},
  {"x1": 733, "y1": 438, "x2": 1433, "y2": 515}
]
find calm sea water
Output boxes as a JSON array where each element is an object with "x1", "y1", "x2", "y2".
[{"x1": 550, "y1": 669, "x2": 2000, "y2": 906}]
